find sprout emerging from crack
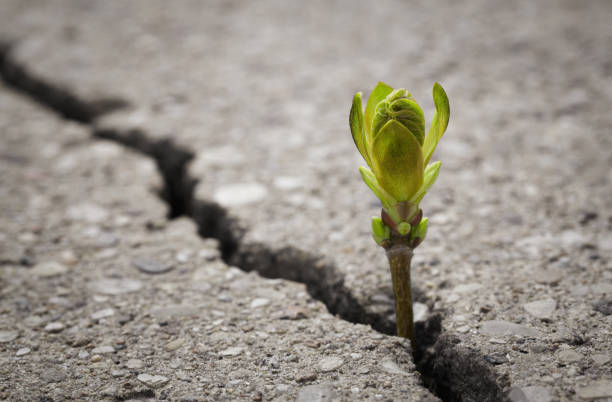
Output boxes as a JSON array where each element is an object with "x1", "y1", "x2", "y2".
[{"x1": 350, "y1": 82, "x2": 450, "y2": 348}]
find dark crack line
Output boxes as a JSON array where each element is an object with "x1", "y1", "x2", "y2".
[{"x1": 1, "y1": 40, "x2": 505, "y2": 402}]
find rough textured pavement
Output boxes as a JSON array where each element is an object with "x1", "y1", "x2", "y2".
[{"x1": 1, "y1": 1, "x2": 611, "y2": 401}]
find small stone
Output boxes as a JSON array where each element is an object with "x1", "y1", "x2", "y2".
[
  {"x1": 78, "y1": 350, "x2": 89, "y2": 359},
  {"x1": 278, "y1": 307, "x2": 309, "y2": 320},
  {"x1": 350, "y1": 353, "x2": 362, "y2": 360},
  {"x1": 480, "y1": 320, "x2": 541, "y2": 338},
  {"x1": 137, "y1": 373, "x2": 169, "y2": 388},
  {"x1": 485, "y1": 352, "x2": 508, "y2": 365},
  {"x1": 250, "y1": 298, "x2": 270, "y2": 309},
  {"x1": 297, "y1": 384, "x2": 336, "y2": 402},
  {"x1": 60, "y1": 250, "x2": 79, "y2": 265},
  {"x1": 165, "y1": 338, "x2": 185, "y2": 351},
  {"x1": 41, "y1": 368, "x2": 67, "y2": 383},
  {"x1": 318, "y1": 356, "x2": 344, "y2": 372},
  {"x1": 91, "y1": 308, "x2": 115, "y2": 320},
  {"x1": 508, "y1": 386, "x2": 552, "y2": 402},
  {"x1": 273, "y1": 176, "x2": 304, "y2": 190},
  {"x1": 593, "y1": 298, "x2": 612, "y2": 316},
  {"x1": 44, "y1": 322, "x2": 65, "y2": 333},
  {"x1": 111, "y1": 370, "x2": 125, "y2": 378},
  {"x1": 31, "y1": 261, "x2": 68, "y2": 277},
  {"x1": 532, "y1": 269, "x2": 563, "y2": 285},
  {"x1": 413, "y1": 302, "x2": 428, "y2": 322},
  {"x1": 67, "y1": 203, "x2": 109, "y2": 223},
  {"x1": 96, "y1": 231, "x2": 119, "y2": 248},
  {"x1": 16, "y1": 347, "x2": 30, "y2": 356},
  {"x1": 295, "y1": 371, "x2": 318, "y2": 383},
  {"x1": 592, "y1": 354, "x2": 610, "y2": 366},
  {"x1": 576, "y1": 380, "x2": 612, "y2": 399},
  {"x1": 453, "y1": 283, "x2": 483, "y2": 293},
  {"x1": 220, "y1": 347, "x2": 243, "y2": 357},
  {"x1": 132, "y1": 258, "x2": 173, "y2": 274},
  {"x1": 380, "y1": 358, "x2": 409, "y2": 375},
  {"x1": 213, "y1": 183, "x2": 267, "y2": 206},
  {"x1": 126, "y1": 358, "x2": 145, "y2": 369},
  {"x1": 90, "y1": 354, "x2": 103, "y2": 362},
  {"x1": 558, "y1": 349, "x2": 582, "y2": 363},
  {"x1": 524, "y1": 298, "x2": 556, "y2": 320},
  {"x1": 92, "y1": 345, "x2": 115, "y2": 354},
  {"x1": 89, "y1": 278, "x2": 143, "y2": 295},
  {"x1": 0, "y1": 330, "x2": 18, "y2": 343}
]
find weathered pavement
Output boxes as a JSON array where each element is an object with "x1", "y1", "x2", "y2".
[{"x1": 1, "y1": 0, "x2": 611, "y2": 401}]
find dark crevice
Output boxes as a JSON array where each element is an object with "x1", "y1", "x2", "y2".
[
  {"x1": 0, "y1": 40, "x2": 506, "y2": 402},
  {"x1": 0, "y1": 41, "x2": 127, "y2": 123}
]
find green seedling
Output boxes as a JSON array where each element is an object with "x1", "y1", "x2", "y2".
[{"x1": 350, "y1": 82, "x2": 450, "y2": 349}]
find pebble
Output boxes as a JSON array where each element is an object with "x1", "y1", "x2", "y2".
[
  {"x1": 593, "y1": 298, "x2": 612, "y2": 316},
  {"x1": 137, "y1": 373, "x2": 169, "y2": 388},
  {"x1": 95, "y1": 231, "x2": 119, "y2": 248},
  {"x1": 91, "y1": 345, "x2": 115, "y2": 354},
  {"x1": 44, "y1": 322, "x2": 65, "y2": 333},
  {"x1": 16, "y1": 347, "x2": 30, "y2": 356},
  {"x1": 576, "y1": 380, "x2": 612, "y2": 399},
  {"x1": 126, "y1": 358, "x2": 145, "y2": 369},
  {"x1": 60, "y1": 250, "x2": 79, "y2": 265},
  {"x1": 0, "y1": 330, "x2": 19, "y2": 343},
  {"x1": 380, "y1": 358, "x2": 409, "y2": 375},
  {"x1": 523, "y1": 298, "x2": 556, "y2": 320},
  {"x1": 132, "y1": 257, "x2": 174, "y2": 274},
  {"x1": 479, "y1": 320, "x2": 541, "y2": 338},
  {"x1": 413, "y1": 302, "x2": 428, "y2": 322},
  {"x1": 273, "y1": 176, "x2": 304, "y2": 190},
  {"x1": 165, "y1": 338, "x2": 185, "y2": 351},
  {"x1": 250, "y1": 298, "x2": 270, "y2": 309},
  {"x1": 297, "y1": 384, "x2": 337, "y2": 402},
  {"x1": 111, "y1": 369, "x2": 125, "y2": 378},
  {"x1": 220, "y1": 347, "x2": 243, "y2": 357},
  {"x1": 350, "y1": 353, "x2": 362, "y2": 360},
  {"x1": 508, "y1": 385, "x2": 552, "y2": 402},
  {"x1": 558, "y1": 349, "x2": 582, "y2": 363},
  {"x1": 295, "y1": 371, "x2": 318, "y2": 383},
  {"x1": 532, "y1": 269, "x2": 563, "y2": 285},
  {"x1": 78, "y1": 350, "x2": 89, "y2": 359},
  {"x1": 31, "y1": 261, "x2": 68, "y2": 277},
  {"x1": 67, "y1": 203, "x2": 109, "y2": 223},
  {"x1": 89, "y1": 278, "x2": 143, "y2": 295},
  {"x1": 318, "y1": 356, "x2": 344, "y2": 372},
  {"x1": 91, "y1": 308, "x2": 115, "y2": 320},
  {"x1": 41, "y1": 368, "x2": 67, "y2": 384},
  {"x1": 484, "y1": 352, "x2": 508, "y2": 365},
  {"x1": 90, "y1": 354, "x2": 103, "y2": 363},
  {"x1": 592, "y1": 354, "x2": 610, "y2": 366},
  {"x1": 453, "y1": 283, "x2": 482, "y2": 293},
  {"x1": 213, "y1": 183, "x2": 267, "y2": 206}
]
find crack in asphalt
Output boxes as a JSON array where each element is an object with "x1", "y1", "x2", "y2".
[{"x1": 0, "y1": 40, "x2": 505, "y2": 402}]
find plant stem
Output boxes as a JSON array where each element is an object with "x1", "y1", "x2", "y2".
[{"x1": 385, "y1": 243, "x2": 415, "y2": 350}]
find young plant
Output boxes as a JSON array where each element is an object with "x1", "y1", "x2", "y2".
[{"x1": 349, "y1": 82, "x2": 450, "y2": 348}]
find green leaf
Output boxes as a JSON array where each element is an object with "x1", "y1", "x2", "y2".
[
  {"x1": 350, "y1": 92, "x2": 371, "y2": 166},
  {"x1": 411, "y1": 217, "x2": 428, "y2": 242},
  {"x1": 409, "y1": 161, "x2": 441, "y2": 205},
  {"x1": 364, "y1": 82, "x2": 393, "y2": 149},
  {"x1": 371, "y1": 97, "x2": 425, "y2": 146},
  {"x1": 371, "y1": 216, "x2": 390, "y2": 245},
  {"x1": 423, "y1": 83, "x2": 450, "y2": 166},
  {"x1": 359, "y1": 166, "x2": 398, "y2": 211},
  {"x1": 371, "y1": 120, "x2": 424, "y2": 202}
]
